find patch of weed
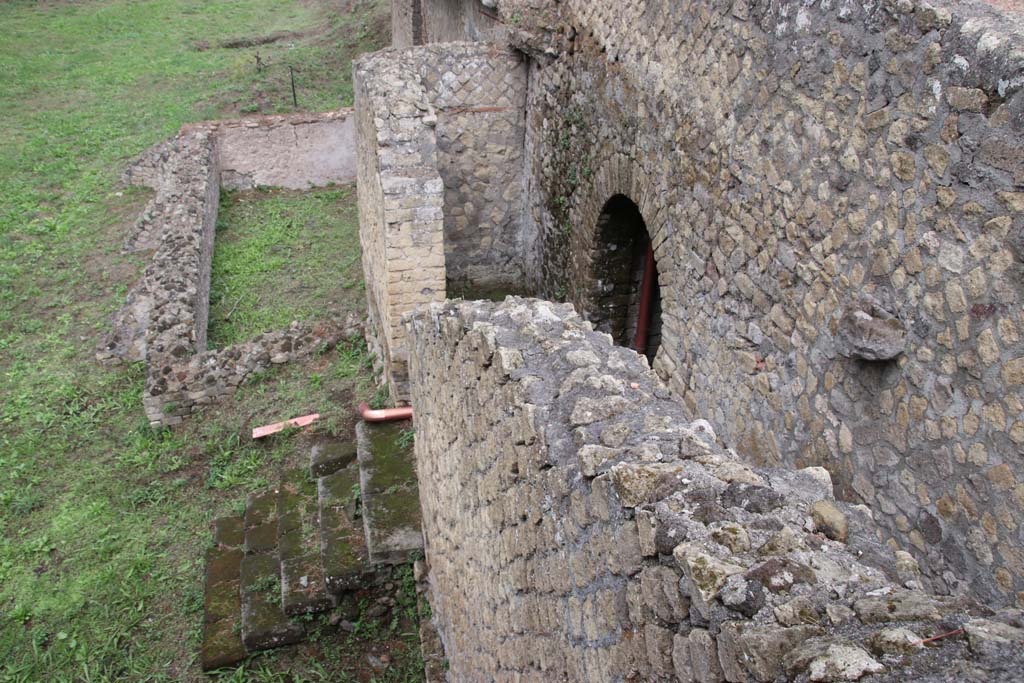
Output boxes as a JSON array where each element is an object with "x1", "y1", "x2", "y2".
[
  {"x1": 0, "y1": 0, "x2": 396, "y2": 680},
  {"x1": 208, "y1": 186, "x2": 364, "y2": 347}
]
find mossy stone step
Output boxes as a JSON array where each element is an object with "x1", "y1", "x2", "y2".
[
  {"x1": 318, "y1": 463, "x2": 373, "y2": 593},
  {"x1": 240, "y1": 553, "x2": 305, "y2": 651},
  {"x1": 277, "y1": 468, "x2": 333, "y2": 616},
  {"x1": 240, "y1": 489, "x2": 304, "y2": 651},
  {"x1": 243, "y1": 489, "x2": 279, "y2": 554},
  {"x1": 309, "y1": 436, "x2": 358, "y2": 478},
  {"x1": 356, "y1": 420, "x2": 423, "y2": 565},
  {"x1": 201, "y1": 516, "x2": 246, "y2": 671}
]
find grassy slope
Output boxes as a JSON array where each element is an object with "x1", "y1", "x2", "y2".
[{"x1": 0, "y1": 1, "x2": 401, "y2": 681}]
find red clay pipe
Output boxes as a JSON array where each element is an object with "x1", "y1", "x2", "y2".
[
  {"x1": 358, "y1": 403, "x2": 413, "y2": 422},
  {"x1": 632, "y1": 241, "x2": 656, "y2": 354}
]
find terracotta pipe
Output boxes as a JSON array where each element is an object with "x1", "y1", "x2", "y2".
[
  {"x1": 632, "y1": 241, "x2": 657, "y2": 355},
  {"x1": 358, "y1": 403, "x2": 413, "y2": 422}
]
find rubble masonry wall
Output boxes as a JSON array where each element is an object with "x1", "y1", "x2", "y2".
[
  {"x1": 510, "y1": 0, "x2": 1024, "y2": 605},
  {"x1": 407, "y1": 297, "x2": 1023, "y2": 682},
  {"x1": 102, "y1": 112, "x2": 361, "y2": 426}
]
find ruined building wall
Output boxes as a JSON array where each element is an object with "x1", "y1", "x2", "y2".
[
  {"x1": 512, "y1": 0, "x2": 1024, "y2": 606},
  {"x1": 103, "y1": 112, "x2": 360, "y2": 425},
  {"x1": 355, "y1": 50, "x2": 447, "y2": 400},
  {"x1": 423, "y1": 0, "x2": 502, "y2": 44},
  {"x1": 355, "y1": 43, "x2": 528, "y2": 395},
  {"x1": 217, "y1": 111, "x2": 357, "y2": 191},
  {"x1": 407, "y1": 297, "x2": 1023, "y2": 682},
  {"x1": 392, "y1": 0, "x2": 421, "y2": 47},
  {"x1": 420, "y1": 43, "x2": 529, "y2": 287},
  {"x1": 101, "y1": 130, "x2": 221, "y2": 366},
  {"x1": 393, "y1": 0, "x2": 504, "y2": 47}
]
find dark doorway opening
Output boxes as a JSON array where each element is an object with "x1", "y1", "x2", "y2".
[{"x1": 590, "y1": 195, "x2": 662, "y2": 363}]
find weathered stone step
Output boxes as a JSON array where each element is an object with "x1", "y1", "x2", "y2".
[
  {"x1": 277, "y1": 468, "x2": 333, "y2": 616},
  {"x1": 240, "y1": 489, "x2": 304, "y2": 651},
  {"x1": 356, "y1": 420, "x2": 423, "y2": 565},
  {"x1": 201, "y1": 516, "x2": 247, "y2": 671},
  {"x1": 243, "y1": 489, "x2": 279, "y2": 554},
  {"x1": 318, "y1": 463, "x2": 373, "y2": 593},
  {"x1": 309, "y1": 436, "x2": 358, "y2": 478}
]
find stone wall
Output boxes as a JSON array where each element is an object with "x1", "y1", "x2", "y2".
[
  {"x1": 497, "y1": 0, "x2": 1024, "y2": 606},
  {"x1": 392, "y1": 0, "x2": 422, "y2": 47},
  {"x1": 420, "y1": 0, "x2": 503, "y2": 44},
  {"x1": 407, "y1": 297, "x2": 1023, "y2": 682},
  {"x1": 420, "y1": 43, "x2": 529, "y2": 287},
  {"x1": 354, "y1": 48, "x2": 447, "y2": 401},
  {"x1": 143, "y1": 318, "x2": 357, "y2": 427},
  {"x1": 217, "y1": 110, "x2": 357, "y2": 191},
  {"x1": 101, "y1": 112, "x2": 361, "y2": 426},
  {"x1": 100, "y1": 129, "x2": 220, "y2": 364},
  {"x1": 354, "y1": 42, "x2": 528, "y2": 396}
]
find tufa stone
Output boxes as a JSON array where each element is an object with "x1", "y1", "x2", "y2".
[
  {"x1": 836, "y1": 300, "x2": 905, "y2": 361},
  {"x1": 810, "y1": 500, "x2": 849, "y2": 542}
]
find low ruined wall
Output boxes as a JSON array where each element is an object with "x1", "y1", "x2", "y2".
[
  {"x1": 101, "y1": 111, "x2": 361, "y2": 426},
  {"x1": 508, "y1": 0, "x2": 1024, "y2": 606},
  {"x1": 217, "y1": 111, "x2": 357, "y2": 191},
  {"x1": 354, "y1": 42, "x2": 527, "y2": 396},
  {"x1": 100, "y1": 129, "x2": 220, "y2": 364},
  {"x1": 408, "y1": 297, "x2": 1023, "y2": 682},
  {"x1": 143, "y1": 318, "x2": 357, "y2": 426}
]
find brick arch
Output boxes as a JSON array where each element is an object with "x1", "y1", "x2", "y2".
[{"x1": 570, "y1": 156, "x2": 668, "y2": 363}]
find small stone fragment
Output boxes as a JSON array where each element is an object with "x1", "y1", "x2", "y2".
[
  {"x1": 868, "y1": 627, "x2": 922, "y2": 655},
  {"x1": 688, "y1": 628, "x2": 725, "y2": 682},
  {"x1": 609, "y1": 463, "x2": 688, "y2": 507},
  {"x1": 674, "y1": 543, "x2": 746, "y2": 610},
  {"x1": 810, "y1": 500, "x2": 849, "y2": 542},
  {"x1": 807, "y1": 644, "x2": 884, "y2": 681},
  {"x1": 758, "y1": 525, "x2": 806, "y2": 556},
  {"x1": 836, "y1": 300, "x2": 905, "y2": 361},
  {"x1": 710, "y1": 522, "x2": 751, "y2": 553},
  {"x1": 964, "y1": 618, "x2": 1024, "y2": 657}
]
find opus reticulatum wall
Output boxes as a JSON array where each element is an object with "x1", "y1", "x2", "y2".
[{"x1": 354, "y1": 42, "x2": 529, "y2": 398}]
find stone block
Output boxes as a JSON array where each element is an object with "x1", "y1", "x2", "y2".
[{"x1": 717, "y1": 622, "x2": 822, "y2": 682}]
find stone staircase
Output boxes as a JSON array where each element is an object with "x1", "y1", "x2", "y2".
[{"x1": 200, "y1": 420, "x2": 423, "y2": 671}]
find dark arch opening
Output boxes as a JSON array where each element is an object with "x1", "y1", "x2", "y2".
[{"x1": 590, "y1": 195, "x2": 662, "y2": 363}]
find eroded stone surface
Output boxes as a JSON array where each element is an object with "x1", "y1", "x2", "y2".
[
  {"x1": 406, "y1": 298, "x2": 1018, "y2": 681},
  {"x1": 239, "y1": 553, "x2": 305, "y2": 651},
  {"x1": 836, "y1": 299, "x2": 907, "y2": 361},
  {"x1": 318, "y1": 464, "x2": 373, "y2": 593},
  {"x1": 201, "y1": 533, "x2": 246, "y2": 671},
  {"x1": 277, "y1": 468, "x2": 333, "y2": 616},
  {"x1": 310, "y1": 437, "x2": 358, "y2": 478},
  {"x1": 356, "y1": 420, "x2": 423, "y2": 564}
]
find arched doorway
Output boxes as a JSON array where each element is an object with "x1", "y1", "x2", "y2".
[{"x1": 589, "y1": 195, "x2": 662, "y2": 363}]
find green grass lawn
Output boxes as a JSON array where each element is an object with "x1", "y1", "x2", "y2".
[
  {"x1": 209, "y1": 186, "x2": 365, "y2": 348},
  {"x1": 0, "y1": 1, "x2": 408, "y2": 680}
]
